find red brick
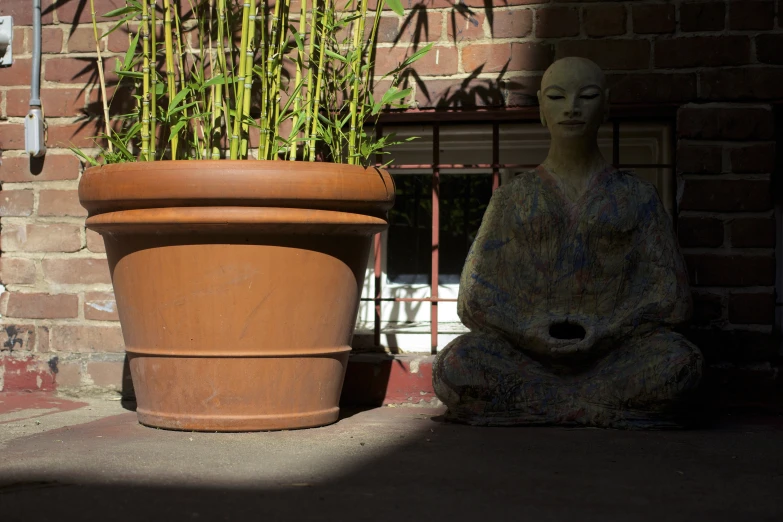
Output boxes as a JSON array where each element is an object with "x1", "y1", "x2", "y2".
[
  {"x1": 684, "y1": 254, "x2": 775, "y2": 286},
  {"x1": 0, "y1": 58, "x2": 31, "y2": 86},
  {"x1": 536, "y1": 7, "x2": 580, "y2": 38},
  {"x1": 492, "y1": 8, "x2": 533, "y2": 38},
  {"x1": 729, "y1": 292, "x2": 775, "y2": 325},
  {"x1": 87, "y1": 229, "x2": 107, "y2": 253},
  {"x1": 677, "y1": 107, "x2": 774, "y2": 141},
  {"x1": 699, "y1": 68, "x2": 783, "y2": 101},
  {"x1": 0, "y1": 155, "x2": 81, "y2": 182},
  {"x1": 462, "y1": 42, "x2": 553, "y2": 73},
  {"x1": 2, "y1": 293, "x2": 78, "y2": 319},
  {"x1": 13, "y1": 27, "x2": 27, "y2": 54},
  {"x1": 87, "y1": 361, "x2": 125, "y2": 388},
  {"x1": 415, "y1": 76, "x2": 539, "y2": 109},
  {"x1": 0, "y1": 190, "x2": 34, "y2": 217},
  {"x1": 1, "y1": 224, "x2": 82, "y2": 253},
  {"x1": 730, "y1": 143, "x2": 775, "y2": 174},
  {"x1": 447, "y1": 12, "x2": 486, "y2": 42},
  {"x1": 0, "y1": 0, "x2": 55, "y2": 25},
  {"x1": 584, "y1": 5, "x2": 627, "y2": 37},
  {"x1": 655, "y1": 37, "x2": 751, "y2": 69},
  {"x1": 0, "y1": 258, "x2": 37, "y2": 285},
  {"x1": 676, "y1": 143, "x2": 722, "y2": 174},
  {"x1": 42, "y1": 258, "x2": 111, "y2": 285},
  {"x1": 680, "y1": 1, "x2": 726, "y2": 31},
  {"x1": 6, "y1": 88, "x2": 87, "y2": 118},
  {"x1": 729, "y1": 0, "x2": 775, "y2": 30},
  {"x1": 67, "y1": 27, "x2": 102, "y2": 53},
  {"x1": 730, "y1": 218, "x2": 776, "y2": 248},
  {"x1": 362, "y1": 15, "x2": 400, "y2": 44},
  {"x1": 757, "y1": 34, "x2": 783, "y2": 65},
  {"x1": 84, "y1": 291, "x2": 119, "y2": 321},
  {"x1": 44, "y1": 57, "x2": 118, "y2": 84},
  {"x1": 54, "y1": 363, "x2": 83, "y2": 387},
  {"x1": 50, "y1": 325, "x2": 125, "y2": 353},
  {"x1": 47, "y1": 122, "x2": 106, "y2": 150},
  {"x1": 504, "y1": 75, "x2": 543, "y2": 107},
  {"x1": 375, "y1": 45, "x2": 458, "y2": 76},
  {"x1": 56, "y1": 0, "x2": 126, "y2": 24},
  {"x1": 631, "y1": 4, "x2": 676, "y2": 34},
  {"x1": 677, "y1": 216, "x2": 724, "y2": 247},
  {"x1": 453, "y1": 0, "x2": 544, "y2": 6},
  {"x1": 691, "y1": 291, "x2": 725, "y2": 325},
  {"x1": 0, "y1": 123, "x2": 25, "y2": 151},
  {"x1": 38, "y1": 190, "x2": 88, "y2": 217},
  {"x1": 608, "y1": 73, "x2": 696, "y2": 104},
  {"x1": 556, "y1": 39, "x2": 649, "y2": 71},
  {"x1": 42, "y1": 27, "x2": 63, "y2": 53},
  {"x1": 679, "y1": 180, "x2": 772, "y2": 212},
  {"x1": 397, "y1": 10, "x2": 443, "y2": 43},
  {"x1": 0, "y1": 323, "x2": 36, "y2": 353}
]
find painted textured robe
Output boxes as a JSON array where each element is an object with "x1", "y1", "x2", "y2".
[{"x1": 458, "y1": 166, "x2": 692, "y2": 355}]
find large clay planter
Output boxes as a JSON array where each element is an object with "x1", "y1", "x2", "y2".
[{"x1": 79, "y1": 161, "x2": 393, "y2": 431}]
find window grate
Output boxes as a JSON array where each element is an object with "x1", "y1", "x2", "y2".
[{"x1": 362, "y1": 109, "x2": 677, "y2": 355}]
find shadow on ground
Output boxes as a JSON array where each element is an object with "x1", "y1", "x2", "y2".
[{"x1": 1, "y1": 406, "x2": 782, "y2": 522}]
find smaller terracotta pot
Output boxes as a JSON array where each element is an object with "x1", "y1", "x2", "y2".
[{"x1": 80, "y1": 161, "x2": 394, "y2": 431}]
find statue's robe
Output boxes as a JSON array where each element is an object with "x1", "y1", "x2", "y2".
[{"x1": 433, "y1": 166, "x2": 703, "y2": 429}]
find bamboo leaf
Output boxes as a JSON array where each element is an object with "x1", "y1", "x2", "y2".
[
  {"x1": 122, "y1": 31, "x2": 141, "y2": 70},
  {"x1": 103, "y1": 6, "x2": 139, "y2": 18},
  {"x1": 168, "y1": 87, "x2": 192, "y2": 113},
  {"x1": 70, "y1": 147, "x2": 100, "y2": 166},
  {"x1": 385, "y1": 0, "x2": 405, "y2": 17},
  {"x1": 324, "y1": 49, "x2": 349, "y2": 64}
]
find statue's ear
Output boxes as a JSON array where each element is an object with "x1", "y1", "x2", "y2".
[
  {"x1": 603, "y1": 88, "x2": 611, "y2": 122},
  {"x1": 537, "y1": 90, "x2": 546, "y2": 127}
]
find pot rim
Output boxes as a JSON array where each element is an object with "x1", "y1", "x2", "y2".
[{"x1": 79, "y1": 160, "x2": 395, "y2": 217}]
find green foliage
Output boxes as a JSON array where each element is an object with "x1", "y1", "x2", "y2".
[{"x1": 82, "y1": 0, "x2": 430, "y2": 165}]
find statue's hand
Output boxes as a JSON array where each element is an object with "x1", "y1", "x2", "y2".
[{"x1": 547, "y1": 324, "x2": 608, "y2": 358}]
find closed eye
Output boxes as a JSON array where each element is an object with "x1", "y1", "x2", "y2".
[{"x1": 580, "y1": 94, "x2": 600, "y2": 100}]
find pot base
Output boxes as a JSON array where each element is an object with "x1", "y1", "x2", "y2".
[
  {"x1": 136, "y1": 407, "x2": 340, "y2": 432},
  {"x1": 129, "y1": 352, "x2": 349, "y2": 432}
]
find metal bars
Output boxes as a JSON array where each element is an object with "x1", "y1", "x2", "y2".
[{"x1": 365, "y1": 112, "x2": 675, "y2": 353}]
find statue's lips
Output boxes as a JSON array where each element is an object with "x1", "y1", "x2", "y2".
[{"x1": 558, "y1": 120, "x2": 586, "y2": 126}]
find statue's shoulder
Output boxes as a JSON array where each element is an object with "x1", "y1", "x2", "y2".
[{"x1": 606, "y1": 169, "x2": 659, "y2": 198}]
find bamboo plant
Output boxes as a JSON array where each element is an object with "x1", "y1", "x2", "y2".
[{"x1": 77, "y1": 0, "x2": 431, "y2": 166}]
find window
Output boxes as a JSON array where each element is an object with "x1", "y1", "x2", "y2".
[{"x1": 354, "y1": 116, "x2": 675, "y2": 354}]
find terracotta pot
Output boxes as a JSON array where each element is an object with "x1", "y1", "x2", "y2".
[{"x1": 79, "y1": 161, "x2": 393, "y2": 431}]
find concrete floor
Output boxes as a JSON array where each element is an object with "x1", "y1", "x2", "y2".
[{"x1": 0, "y1": 393, "x2": 781, "y2": 521}]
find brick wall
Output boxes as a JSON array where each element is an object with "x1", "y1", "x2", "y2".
[{"x1": 0, "y1": 0, "x2": 781, "y2": 402}]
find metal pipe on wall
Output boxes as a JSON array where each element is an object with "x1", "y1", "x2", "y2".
[{"x1": 25, "y1": 0, "x2": 46, "y2": 157}]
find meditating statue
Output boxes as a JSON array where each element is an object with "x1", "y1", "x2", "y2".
[{"x1": 432, "y1": 57, "x2": 703, "y2": 429}]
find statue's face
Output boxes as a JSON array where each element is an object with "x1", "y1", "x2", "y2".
[{"x1": 537, "y1": 60, "x2": 608, "y2": 141}]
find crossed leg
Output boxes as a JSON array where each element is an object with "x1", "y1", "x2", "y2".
[{"x1": 433, "y1": 329, "x2": 703, "y2": 429}]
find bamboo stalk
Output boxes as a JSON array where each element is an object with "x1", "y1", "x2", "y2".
[
  {"x1": 308, "y1": 0, "x2": 329, "y2": 162},
  {"x1": 271, "y1": 0, "x2": 289, "y2": 159},
  {"x1": 303, "y1": 0, "x2": 318, "y2": 161},
  {"x1": 288, "y1": 0, "x2": 306, "y2": 161},
  {"x1": 240, "y1": 0, "x2": 259, "y2": 158},
  {"x1": 140, "y1": 0, "x2": 152, "y2": 160},
  {"x1": 262, "y1": 0, "x2": 282, "y2": 160},
  {"x1": 150, "y1": 0, "x2": 157, "y2": 159},
  {"x1": 257, "y1": 0, "x2": 268, "y2": 158},
  {"x1": 229, "y1": 0, "x2": 253, "y2": 159},
  {"x1": 347, "y1": 0, "x2": 367, "y2": 165},
  {"x1": 355, "y1": 0, "x2": 384, "y2": 162},
  {"x1": 89, "y1": 0, "x2": 113, "y2": 152},
  {"x1": 163, "y1": 0, "x2": 178, "y2": 157}
]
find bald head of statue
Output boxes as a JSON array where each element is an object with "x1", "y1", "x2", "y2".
[{"x1": 537, "y1": 57, "x2": 610, "y2": 142}]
